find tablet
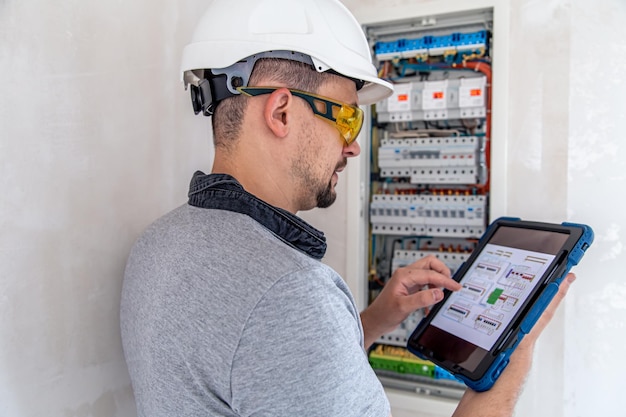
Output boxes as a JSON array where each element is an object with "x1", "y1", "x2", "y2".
[{"x1": 406, "y1": 217, "x2": 593, "y2": 392}]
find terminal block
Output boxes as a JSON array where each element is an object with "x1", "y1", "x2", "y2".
[
  {"x1": 369, "y1": 194, "x2": 487, "y2": 237},
  {"x1": 378, "y1": 136, "x2": 481, "y2": 184},
  {"x1": 373, "y1": 30, "x2": 488, "y2": 62}
]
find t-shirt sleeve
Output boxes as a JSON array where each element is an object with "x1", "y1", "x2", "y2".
[{"x1": 230, "y1": 266, "x2": 390, "y2": 417}]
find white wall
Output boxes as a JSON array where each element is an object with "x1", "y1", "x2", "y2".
[
  {"x1": 565, "y1": 1, "x2": 626, "y2": 415},
  {"x1": 0, "y1": 1, "x2": 211, "y2": 416}
]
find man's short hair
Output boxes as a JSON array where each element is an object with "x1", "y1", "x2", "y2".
[{"x1": 212, "y1": 58, "x2": 330, "y2": 148}]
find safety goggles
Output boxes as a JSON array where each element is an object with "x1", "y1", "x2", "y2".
[{"x1": 237, "y1": 87, "x2": 364, "y2": 145}]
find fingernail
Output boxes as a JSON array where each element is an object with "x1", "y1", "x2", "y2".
[
  {"x1": 567, "y1": 273, "x2": 576, "y2": 283},
  {"x1": 433, "y1": 289, "x2": 443, "y2": 301}
]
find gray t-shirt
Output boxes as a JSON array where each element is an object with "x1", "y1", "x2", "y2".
[{"x1": 120, "y1": 204, "x2": 390, "y2": 416}]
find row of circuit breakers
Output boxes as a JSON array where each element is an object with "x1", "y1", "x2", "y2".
[
  {"x1": 369, "y1": 87, "x2": 488, "y2": 238},
  {"x1": 365, "y1": 20, "x2": 492, "y2": 396}
]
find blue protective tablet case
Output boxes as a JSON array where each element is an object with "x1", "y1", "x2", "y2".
[{"x1": 406, "y1": 217, "x2": 594, "y2": 392}]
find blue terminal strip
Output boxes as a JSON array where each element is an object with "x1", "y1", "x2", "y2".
[{"x1": 374, "y1": 30, "x2": 488, "y2": 63}]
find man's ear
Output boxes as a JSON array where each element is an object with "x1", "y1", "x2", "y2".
[{"x1": 263, "y1": 87, "x2": 293, "y2": 138}]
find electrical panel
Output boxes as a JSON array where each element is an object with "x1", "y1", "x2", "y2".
[{"x1": 362, "y1": 9, "x2": 494, "y2": 400}]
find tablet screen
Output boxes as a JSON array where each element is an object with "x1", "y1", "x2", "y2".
[{"x1": 414, "y1": 225, "x2": 569, "y2": 373}]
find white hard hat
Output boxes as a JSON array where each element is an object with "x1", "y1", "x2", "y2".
[{"x1": 180, "y1": 0, "x2": 393, "y2": 115}]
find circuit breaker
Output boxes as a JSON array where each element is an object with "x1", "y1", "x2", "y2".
[{"x1": 361, "y1": 8, "x2": 494, "y2": 400}]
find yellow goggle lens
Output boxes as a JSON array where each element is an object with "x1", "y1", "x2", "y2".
[{"x1": 334, "y1": 105, "x2": 363, "y2": 144}]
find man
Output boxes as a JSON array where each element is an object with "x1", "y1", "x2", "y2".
[{"x1": 120, "y1": 1, "x2": 575, "y2": 416}]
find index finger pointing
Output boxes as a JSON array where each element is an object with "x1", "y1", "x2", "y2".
[
  {"x1": 410, "y1": 255, "x2": 452, "y2": 277},
  {"x1": 398, "y1": 267, "x2": 462, "y2": 293}
]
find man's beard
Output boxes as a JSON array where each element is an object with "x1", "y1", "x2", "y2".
[
  {"x1": 315, "y1": 180, "x2": 337, "y2": 208},
  {"x1": 315, "y1": 159, "x2": 346, "y2": 208}
]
